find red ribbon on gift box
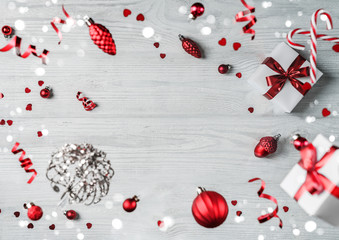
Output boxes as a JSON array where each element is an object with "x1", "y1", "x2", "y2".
[
  {"x1": 294, "y1": 144, "x2": 339, "y2": 201},
  {"x1": 262, "y1": 55, "x2": 311, "y2": 100}
]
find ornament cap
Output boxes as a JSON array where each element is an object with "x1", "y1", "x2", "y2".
[
  {"x1": 178, "y1": 34, "x2": 185, "y2": 41},
  {"x1": 132, "y1": 195, "x2": 140, "y2": 202},
  {"x1": 197, "y1": 187, "x2": 206, "y2": 194},
  {"x1": 23, "y1": 202, "x2": 35, "y2": 209},
  {"x1": 83, "y1": 16, "x2": 95, "y2": 26},
  {"x1": 274, "y1": 134, "x2": 281, "y2": 141},
  {"x1": 292, "y1": 134, "x2": 301, "y2": 140}
]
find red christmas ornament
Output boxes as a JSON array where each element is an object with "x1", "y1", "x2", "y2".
[
  {"x1": 192, "y1": 187, "x2": 228, "y2": 228},
  {"x1": 292, "y1": 134, "x2": 309, "y2": 151},
  {"x1": 84, "y1": 16, "x2": 116, "y2": 55},
  {"x1": 218, "y1": 64, "x2": 231, "y2": 74},
  {"x1": 64, "y1": 210, "x2": 77, "y2": 220},
  {"x1": 254, "y1": 134, "x2": 280, "y2": 158},
  {"x1": 40, "y1": 86, "x2": 52, "y2": 98},
  {"x1": 24, "y1": 203, "x2": 43, "y2": 221},
  {"x1": 2, "y1": 25, "x2": 14, "y2": 38},
  {"x1": 178, "y1": 34, "x2": 202, "y2": 58},
  {"x1": 189, "y1": 3, "x2": 205, "y2": 19},
  {"x1": 123, "y1": 196, "x2": 139, "y2": 212}
]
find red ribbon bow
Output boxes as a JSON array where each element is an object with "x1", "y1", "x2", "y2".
[
  {"x1": 294, "y1": 144, "x2": 339, "y2": 201},
  {"x1": 263, "y1": 55, "x2": 310, "y2": 99}
]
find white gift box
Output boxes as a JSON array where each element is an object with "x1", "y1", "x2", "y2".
[
  {"x1": 248, "y1": 42, "x2": 323, "y2": 113},
  {"x1": 281, "y1": 134, "x2": 339, "y2": 226}
]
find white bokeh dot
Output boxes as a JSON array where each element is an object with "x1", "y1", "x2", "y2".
[
  {"x1": 200, "y1": 26, "x2": 211, "y2": 35},
  {"x1": 65, "y1": 221, "x2": 74, "y2": 229},
  {"x1": 142, "y1": 27, "x2": 155, "y2": 38},
  {"x1": 293, "y1": 228, "x2": 300, "y2": 236},
  {"x1": 15, "y1": 20, "x2": 25, "y2": 30},
  {"x1": 258, "y1": 234, "x2": 265, "y2": 240},
  {"x1": 42, "y1": 129, "x2": 49, "y2": 136},
  {"x1": 206, "y1": 15, "x2": 216, "y2": 24},
  {"x1": 105, "y1": 200, "x2": 113, "y2": 209},
  {"x1": 77, "y1": 233, "x2": 84, "y2": 240},
  {"x1": 42, "y1": 25, "x2": 48, "y2": 32},
  {"x1": 329, "y1": 135, "x2": 335, "y2": 142},
  {"x1": 35, "y1": 67, "x2": 46, "y2": 76},
  {"x1": 77, "y1": 20, "x2": 84, "y2": 27},
  {"x1": 8, "y1": 2, "x2": 16, "y2": 10},
  {"x1": 16, "y1": 107, "x2": 22, "y2": 113},
  {"x1": 298, "y1": 11, "x2": 303, "y2": 16},
  {"x1": 112, "y1": 218, "x2": 123, "y2": 229},
  {"x1": 178, "y1": 6, "x2": 187, "y2": 14},
  {"x1": 285, "y1": 20, "x2": 292, "y2": 27},
  {"x1": 77, "y1": 49, "x2": 85, "y2": 57},
  {"x1": 52, "y1": 211, "x2": 58, "y2": 218},
  {"x1": 6, "y1": 135, "x2": 13, "y2": 142},
  {"x1": 305, "y1": 221, "x2": 317, "y2": 232}
]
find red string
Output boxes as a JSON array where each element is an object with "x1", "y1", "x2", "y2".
[
  {"x1": 51, "y1": 5, "x2": 72, "y2": 44},
  {"x1": 235, "y1": 0, "x2": 257, "y2": 40},
  {"x1": 12, "y1": 142, "x2": 37, "y2": 184},
  {"x1": 76, "y1": 92, "x2": 97, "y2": 111}
]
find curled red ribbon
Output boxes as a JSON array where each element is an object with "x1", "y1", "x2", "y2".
[
  {"x1": 76, "y1": 91, "x2": 97, "y2": 111},
  {"x1": 235, "y1": 0, "x2": 257, "y2": 40},
  {"x1": 12, "y1": 142, "x2": 37, "y2": 184},
  {"x1": 0, "y1": 36, "x2": 49, "y2": 64},
  {"x1": 263, "y1": 55, "x2": 310, "y2": 99},
  {"x1": 249, "y1": 178, "x2": 283, "y2": 228},
  {"x1": 294, "y1": 144, "x2": 339, "y2": 201},
  {"x1": 51, "y1": 5, "x2": 72, "y2": 44}
]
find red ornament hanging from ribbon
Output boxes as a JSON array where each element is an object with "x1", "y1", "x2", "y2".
[
  {"x1": 76, "y1": 91, "x2": 96, "y2": 111},
  {"x1": 178, "y1": 34, "x2": 202, "y2": 58},
  {"x1": 50, "y1": 5, "x2": 73, "y2": 44},
  {"x1": 84, "y1": 16, "x2": 116, "y2": 55},
  {"x1": 12, "y1": 142, "x2": 37, "y2": 184},
  {"x1": 235, "y1": 0, "x2": 257, "y2": 40},
  {"x1": 191, "y1": 187, "x2": 228, "y2": 228}
]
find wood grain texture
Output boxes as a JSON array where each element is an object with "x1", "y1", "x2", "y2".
[{"x1": 1, "y1": 0, "x2": 339, "y2": 239}]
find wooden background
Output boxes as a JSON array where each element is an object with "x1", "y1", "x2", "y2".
[{"x1": 1, "y1": 0, "x2": 339, "y2": 239}]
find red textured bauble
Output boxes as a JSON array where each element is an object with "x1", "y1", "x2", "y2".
[
  {"x1": 178, "y1": 34, "x2": 202, "y2": 58},
  {"x1": 292, "y1": 134, "x2": 309, "y2": 151},
  {"x1": 190, "y1": 3, "x2": 205, "y2": 19},
  {"x1": 24, "y1": 203, "x2": 43, "y2": 221},
  {"x1": 254, "y1": 134, "x2": 280, "y2": 158},
  {"x1": 40, "y1": 87, "x2": 51, "y2": 98},
  {"x1": 123, "y1": 196, "x2": 139, "y2": 212},
  {"x1": 192, "y1": 187, "x2": 228, "y2": 228},
  {"x1": 65, "y1": 210, "x2": 77, "y2": 220},
  {"x1": 218, "y1": 64, "x2": 231, "y2": 74},
  {"x1": 84, "y1": 16, "x2": 116, "y2": 55}
]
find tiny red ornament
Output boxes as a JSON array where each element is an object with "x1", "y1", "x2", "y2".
[
  {"x1": 189, "y1": 3, "x2": 205, "y2": 19},
  {"x1": 24, "y1": 203, "x2": 43, "y2": 221},
  {"x1": 64, "y1": 210, "x2": 77, "y2": 220},
  {"x1": 179, "y1": 34, "x2": 202, "y2": 58},
  {"x1": 84, "y1": 16, "x2": 116, "y2": 55},
  {"x1": 292, "y1": 134, "x2": 309, "y2": 151},
  {"x1": 192, "y1": 187, "x2": 228, "y2": 228},
  {"x1": 254, "y1": 134, "x2": 280, "y2": 158},
  {"x1": 123, "y1": 195, "x2": 139, "y2": 212},
  {"x1": 2, "y1": 25, "x2": 14, "y2": 38},
  {"x1": 40, "y1": 86, "x2": 52, "y2": 98},
  {"x1": 218, "y1": 64, "x2": 231, "y2": 74}
]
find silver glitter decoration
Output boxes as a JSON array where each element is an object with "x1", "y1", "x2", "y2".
[{"x1": 46, "y1": 144, "x2": 114, "y2": 205}]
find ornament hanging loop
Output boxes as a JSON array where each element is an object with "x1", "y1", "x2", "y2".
[{"x1": 197, "y1": 187, "x2": 206, "y2": 194}]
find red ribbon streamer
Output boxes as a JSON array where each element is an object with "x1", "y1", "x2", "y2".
[
  {"x1": 294, "y1": 144, "x2": 339, "y2": 201},
  {"x1": 262, "y1": 55, "x2": 310, "y2": 99},
  {"x1": 51, "y1": 5, "x2": 72, "y2": 44},
  {"x1": 12, "y1": 142, "x2": 37, "y2": 184},
  {"x1": 235, "y1": 0, "x2": 257, "y2": 40},
  {"x1": 0, "y1": 36, "x2": 49, "y2": 64},
  {"x1": 249, "y1": 178, "x2": 283, "y2": 228},
  {"x1": 76, "y1": 91, "x2": 97, "y2": 111}
]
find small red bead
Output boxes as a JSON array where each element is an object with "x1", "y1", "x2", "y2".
[
  {"x1": 40, "y1": 88, "x2": 50, "y2": 98},
  {"x1": 27, "y1": 205, "x2": 43, "y2": 221},
  {"x1": 218, "y1": 64, "x2": 231, "y2": 74},
  {"x1": 65, "y1": 210, "x2": 77, "y2": 220}
]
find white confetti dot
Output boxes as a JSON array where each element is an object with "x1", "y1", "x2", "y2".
[
  {"x1": 262, "y1": 1, "x2": 272, "y2": 8},
  {"x1": 316, "y1": 228, "x2": 324, "y2": 235},
  {"x1": 3, "y1": 148, "x2": 8, "y2": 153},
  {"x1": 77, "y1": 233, "x2": 84, "y2": 240},
  {"x1": 39, "y1": 38, "x2": 44, "y2": 43},
  {"x1": 35, "y1": 67, "x2": 45, "y2": 76},
  {"x1": 258, "y1": 234, "x2": 265, "y2": 240},
  {"x1": 62, "y1": 24, "x2": 71, "y2": 33},
  {"x1": 18, "y1": 126, "x2": 24, "y2": 131},
  {"x1": 332, "y1": 111, "x2": 338, "y2": 116},
  {"x1": 7, "y1": 135, "x2": 13, "y2": 142},
  {"x1": 52, "y1": 211, "x2": 58, "y2": 217},
  {"x1": 243, "y1": 199, "x2": 248, "y2": 205},
  {"x1": 163, "y1": 216, "x2": 174, "y2": 228},
  {"x1": 112, "y1": 218, "x2": 123, "y2": 229},
  {"x1": 18, "y1": 220, "x2": 28, "y2": 227},
  {"x1": 267, "y1": 207, "x2": 273, "y2": 213},
  {"x1": 200, "y1": 26, "x2": 211, "y2": 35},
  {"x1": 270, "y1": 226, "x2": 275, "y2": 231},
  {"x1": 306, "y1": 116, "x2": 316, "y2": 123},
  {"x1": 16, "y1": 107, "x2": 22, "y2": 113},
  {"x1": 314, "y1": 99, "x2": 319, "y2": 105},
  {"x1": 206, "y1": 15, "x2": 216, "y2": 24},
  {"x1": 293, "y1": 228, "x2": 300, "y2": 236},
  {"x1": 19, "y1": 7, "x2": 29, "y2": 14},
  {"x1": 15, "y1": 20, "x2": 25, "y2": 31},
  {"x1": 8, "y1": 2, "x2": 16, "y2": 10},
  {"x1": 45, "y1": 215, "x2": 51, "y2": 220},
  {"x1": 142, "y1": 27, "x2": 154, "y2": 38},
  {"x1": 52, "y1": 0, "x2": 58, "y2": 4},
  {"x1": 46, "y1": 1, "x2": 51, "y2": 7},
  {"x1": 305, "y1": 221, "x2": 317, "y2": 232},
  {"x1": 54, "y1": 230, "x2": 59, "y2": 235},
  {"x1": 42, "y1": 25, "x2": 49, "y2": 32},
  {"x1": 282, "y1": 32, "x2": 287, "y2": 38},
  {"x1": 178, "y1": 6, "x2": 187, "y2": 14},
  {"x1": 42, "y1": 129, "x2": 49, "y2": 136},
  {"x1": 329, "y1": 135, "x2": 335, "y2": 142},
  {"x1": 275, "y1": 32, "x2": 281, "y2": 38},
  {"x1": 298, "y1": 11, "x2": 303, "y2": 16},
  {"x1": 285, "y1": 20, "x2": 292, "y2": 28},
  {"x1": 234, "y1": 215, "x2": 245, "y2": 223},
  {"x1": 223, "y1": 18, "x2": 231, "y2": 26},
  {"x1": 77, "y1": 20, "x2": 84, "y2": 27}
]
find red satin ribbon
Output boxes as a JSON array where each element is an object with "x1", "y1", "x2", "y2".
[
  {"x1": 235, "y1": 0, "x2": 257, "y2": 40},
  {"x1": 0, "y1": 36, "x2": 49, "y2": 64},
  {"x1": 76, "y1": 91, "x2": 97, "y2": 111},
  {"x1": 294, "y1": 144, "x2": 339, "y2": 201},
  {"x1": 12, "y1": 142, "x2": 37, "y2": 184},
  {"x1": 263, "y1": 55, "x2": 310, "y2": 99},
  {"x1": 249, "y1": 178, "x2": 283, "y2": 228},
  {"x1": 51, "y1": 5, "x2": 72, "y2": 44}
]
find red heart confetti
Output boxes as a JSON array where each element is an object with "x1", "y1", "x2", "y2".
[
  {"x1": 86, "y1": 223, "x2": 92, "y2": 229},
  {"x1": 26, "y1": 104, "x2": 32, "y2": 111},
  {"x1": 236, "y1": 72, "x2": 242, "y2": 78},
  {"x1": 123, "y1": 9, "x2": 132, "y2": 17},
  {"x1": 38, "y1": 80, "x2": 44, "y2": 86},
  {"x1": 322, "y1": 108, "x2": 331, "y2": 117},
  {"x1": 7, "y1": 120, "x2": 13, "y2": 126},
  {"x1": 37, "y1": 131, "x2": 43, "y2": 137},
  {"x1": 14, "y1": 211, "x2": 20, "y2": 217},
  {"x1": 154, "y1": 42, "x2": 160, "y2": 48},
  {"x1": 49, "y1": 224, "x2": 55, "y2": 230},
  {"x1": 233, "y1": 42, "x2": 241, "y2": 51},
  {"x1": 136, "y1": 13, "x2": 145, "y2": 21},
  {"x1": 27, "y1": 223, "x2": 34, "y2": 229},
  {"x1": 236, "y1": 211, "x2": 242, "y2": 216},
  {"x1": 25, "y1": 88, "x2": 31, "y2": 93},
  {"x1": 333, "y1": 44, "x2": 339, "y2": 52},
  {"x1": 218, "y1": 38, "x2": 227, "y2": 46},
  {"x1": 0, "y1": 93, "x2": 3, "y2": 99},
  {"x1": 160, "y1": 53, "x2": 166, "y2": 59},
  {"x1": 0, "y1": 119, "x2": 5, "y2": 125},
  {"x1": 283, "y1": 206, "x2": 289, "y2": 212},
  {"x1": 248, "y1": 107, "x2": 254, "y2": 113},
  {"x1": 231, "y1": 200, "x2": 237, "y2": 206},
  {"x1": 157, "y1": 220, "x2": 164, "y2": 228}
]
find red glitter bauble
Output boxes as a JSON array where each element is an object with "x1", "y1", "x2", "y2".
[
  {"x1": 190, "y1": 3, "x2": 205, "y2": 19},
  {"x1": 254, "y1": 134, "x2": 280, "y2": 158},
  {"x1": 292, "y1": 134, "x2": 309, "y2": 151},
  {"x1": 40, "y1": 87, "x2": 51, "y2": 98},
  {"x1": 65, "y1": 210, "x2": 77, "y2": 220},
  {"x1": 84, "y1": 16, "x2": 116, "y2": 55},
  {"x1": 218, "y1": 64, "x2": 231, "y2": 74},
  {"x1": 178, "y1": 34, "x2": 202, "y2": 58},
  {"x1": 25, "y1": 204, "x2": 43, "y2": 221},
  {"x1": 123, "y1": 196, "x2": 139, "y2": 213},
  {"x1": 192, "y1": 187, "x2": 228, "y2": 228}
]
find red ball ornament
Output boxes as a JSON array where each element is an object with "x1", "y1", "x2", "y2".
[
  {"x1": 292, "y1": 134, "x2": 309, "y2": 151},
  {"x1": 254, "y1": 134, "x2": 280, "y2": 158},
  {"x1": 123, "y1": 196, "x2": 139, "y2": 212},
  {"x1": 178, "y1": 34, "x2": 202, "y2": 58},
  {"x1": 40, "y1": 86, "x2": 51, "y2": 98},
  {"x1": 218, "y1": 64, "x2": 231, "y2": 74},
  {"x1": 2, "y1": 25, "x2": 14, "y2": 38},
  {"x1": 189, "y1": 3, "x2": 205, "y2": 19},
  {"x1": 64, "y1": 210, "x2": 77, "y2": 220},
  {"x1": 84, "y1": 16, "x2": 116, "y2": 55},
  {"x1": 192, "y1": 187, "x2": 228, "y2": 228},
  {"x1": 24, "y1": 203, "x2": 43, "y2": 221}
]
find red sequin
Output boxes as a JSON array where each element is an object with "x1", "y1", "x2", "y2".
[
  {"x1": 123, "y1": 9, "x2": 132, "y2": 17},
  {"x1": 218, "y1": 38, "x2": 227, "y2": 46},
  {"x1": 136, "y1": 14, "x2": 145, "y2": 21},
  {"x1": 233, "y1": 42, "x2": 241, "y2": 51},
  {"x1": 322, "y1": 108, "x2": 331, "y2": 117}
]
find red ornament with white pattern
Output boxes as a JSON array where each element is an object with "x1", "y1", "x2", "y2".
[
  {"x1": 84, "y1": 16, "x2": 116, "y2": 55},
  {"x1": 24, "y1": 203, "x2": 43, "y2": 221},
  {"x1": 178, "y1": 34, "x2": 202, "y2": 58}
]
